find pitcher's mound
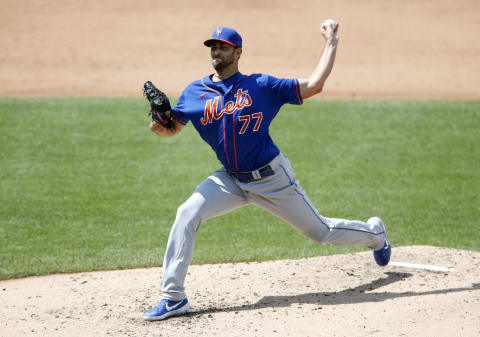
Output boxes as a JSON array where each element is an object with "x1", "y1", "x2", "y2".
[{"x1": 1, "y1": 246, "x2": 479, "y2": 337}]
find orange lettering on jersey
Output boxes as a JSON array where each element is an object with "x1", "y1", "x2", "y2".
[
  {"x1": 201, "y1": 89, "x2": 253, "y2": 125},
  {"x1": 224, "y1": 101, "x2": 235, "y2": 114},
  {"x1": 201, "y1": 96, "x2": 220, "y2": 125},
  {"x1": 234, "y1": 89, "x2": 252, "y2": 111}
]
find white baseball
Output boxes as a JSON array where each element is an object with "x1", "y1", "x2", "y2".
[{"x1": 321, "y1": 19, "x2": 337, "y2": 32}]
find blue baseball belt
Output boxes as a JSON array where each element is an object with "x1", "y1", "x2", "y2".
[{"x1": 230, "y1": 165, "x2": 275, "y2": 183}]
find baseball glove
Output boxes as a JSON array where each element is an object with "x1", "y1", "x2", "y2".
[{"x1": 143, "y1": 81, "x2": 174, "y2": 129}]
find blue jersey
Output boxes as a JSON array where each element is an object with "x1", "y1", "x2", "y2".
[{"x1": 171, "y1": 72, "x2": 303, "y2": 172}]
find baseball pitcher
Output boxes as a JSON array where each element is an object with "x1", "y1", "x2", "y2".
[{"x1": 142, "y1": 20, "x2": 391, "y2": 321}]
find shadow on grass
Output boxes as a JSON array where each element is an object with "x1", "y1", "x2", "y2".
[{"x1": 187, "y1": 272, "x2": 480, "y2": 317}]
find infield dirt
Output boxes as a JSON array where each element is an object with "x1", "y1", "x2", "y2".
[
  {"x1": 1, "y1": 1, "x2": 479, "y2": 336},
  {"x1": 1, "y1": 0, "x2": 479, "y2": 100}
]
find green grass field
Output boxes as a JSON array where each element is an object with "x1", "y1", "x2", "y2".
[{"x1": 0, "y1": 98, "x2": 478, "y2": 280}]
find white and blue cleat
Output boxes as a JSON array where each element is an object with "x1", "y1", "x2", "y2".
[
  {"x1": 374, "y1": 238, "x2": 391, "y2": 266},
  {"x1": 143, "y1": 298, "x2": 190, "y2": 321},
  {"x1": 369, "y1": 217, "x2": 392, "y2": 266}
]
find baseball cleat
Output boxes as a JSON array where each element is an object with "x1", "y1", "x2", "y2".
[
  {"x1": 368, "y1": 217, "x2": 391, "y2": 266},
  {"x1": 143, "y1": 298, "x2": 190, "y2": 321}
]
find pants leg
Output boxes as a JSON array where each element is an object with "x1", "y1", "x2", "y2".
[
  {"x1": 161, "y1": 169, "x2": 248, "y2": 300},
  {"x1": 243, "y1": 153, "x2": 386, "y2": 250}
]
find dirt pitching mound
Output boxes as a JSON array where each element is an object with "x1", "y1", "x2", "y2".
[{"x1": 1, "y1": 246, "x2": 479, "y2": 337}]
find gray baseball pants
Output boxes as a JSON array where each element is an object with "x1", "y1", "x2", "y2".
[{"x1": 161, "y1": 153, "x2": 386, "y2": 300}]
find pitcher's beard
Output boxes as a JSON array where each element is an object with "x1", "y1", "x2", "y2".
[{"x1": 212, "y1": 57, "x2": 234, "y2": 71}]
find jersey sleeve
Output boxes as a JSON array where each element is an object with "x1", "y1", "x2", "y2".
[
  {"x1": 259, "y1": 75, "x2": 303, "y2": 106},
  {"x1": 170, "y1": 90, "x2": 189, "y2": 125}
]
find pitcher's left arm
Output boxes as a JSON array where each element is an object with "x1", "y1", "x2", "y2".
[{"x1": 298, "y1": 19, "x2": 339, "y2": 99}]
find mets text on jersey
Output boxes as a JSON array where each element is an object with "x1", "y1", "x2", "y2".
[{"x1": 201, "y1": 89, "x2": 252, "y2": 125}]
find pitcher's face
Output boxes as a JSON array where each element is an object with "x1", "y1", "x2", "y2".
[{"x1": 210, "y1": 42, "x2": 241, "y2": 71}]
